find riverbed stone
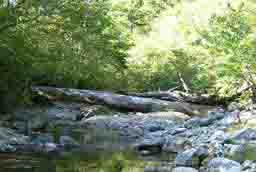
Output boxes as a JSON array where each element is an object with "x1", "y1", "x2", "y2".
[
  {"x1": 171, "y1": 128, "x2": 187, "y2": 135},
  {"x1": 232, "y1": 128, "x2": 256, "y2": 142},
  {"x1": 227, "y1": 102, "x2": 241, "y2": 112},
  {"x1": 207, "y1": 158, "x2": 241, "y2": 172},
  {"x1": 173, "y1": 167, "x2": 198, "y2": 172},
  {"x1": 209, "y1": 130, "x2": 230, "y2": 143},
  {"x1": 0, "y1": 127, "x2": 29, "y2": 152},
  {"x1": 144, "y1": 166, "x2": 172, "y2": 172},
  {"x1": 175, "y1": 148, "x2": 200, "y2": 168},
  {"x1": 134, "y1": 136, "x2": 164, "y2": 154},
  {"x1": 199, "y1": 118, "x2": 215, "y2": 127},
  {"x1": 31, "y1": 133, "x2": 54, "y2": 145},
  {"x1": 242, "y1": 160, "x2": 256, "y2": 172},
  {"x1": 163, "y1": 136, "x2": 191, "y2": 153},
  {"x1": 224, "y1": 144, "x2": 245, "y2": 163},
  {"x1": 59, "y1": 136, "x2": 79, "y2": 148},
  {"x1": 184, "y1": 117, "x2": 201, "y2": 129}
]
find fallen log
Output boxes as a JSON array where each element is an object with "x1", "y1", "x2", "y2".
[
  {"x1": 126, "y1": 91, "x2": 218, "y2": 105},
  {"x1": 126, "y1": 87, "x2": 254, "y2": 105},
  {"x1": 31, "y1": 86, "x2": 199, "y2": 116}
]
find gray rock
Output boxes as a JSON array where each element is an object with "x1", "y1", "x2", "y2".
[
  {"x1": 144, "y1": 166, "x2": 172, "y2": 172},
  {"x1": 172, "y1": 167, "x2": 198, "y2": 172},
  {"x1": 184, "y1": 117, "x2": 201, "y2": 128},
  {"x1": 175, "y1": 148, "x2": 200, "y2": 168},
  {"x1": 134, "y1": 136, "x2": 164, "y2": 154},
  {"x1": 29, "y1": 133, "x2": 58, "y2": 153},
  {"x1": 44, "y1": 143, "x2": 58, "y2": 152},
  {"x1": 145, "y1": 124, "x2": 164, "y2": 132},
  {"x1": 207, "y1": 158, "x2": 241, "y2": 172},
  {"x1": 209, "y1": 130, "x2": 230, "y2": 143},
  {"x1": 163, "y1": 137, "x2": 191, "y2": 153},
  {"x1": 12, "y1": 121, "x2": 26, "y2": 133},
  {"x1": 0, "y1": 127, "x2": 29, "y2": 152},
  {"x1": 242, "y1": 160, "x2": 256, "y2": 172},
  {"x1": 199, "y1": 118, "x2": 215, "y2": 127},
  {"x1": 208, "y1": 111, "x2": 225, "y2": 121},
  {"x1": 30, "y1": 114, "x2": 49, "y2": 130},
  {"x1": 224, "y1": 144, "x2": 245, "y2": 163},
  {"x1": 228, "y1": 102, "x2": 241, "y2": 112},
  {"x1": 232, "y1": 128, "x2": 256, "y2": 142},
  {"x1": 208, "y1": 142, "x2": 225, "y2": 158},
  {"x1": 31, "y1": 133, "x2": 54, "y2": 145},
  {"x1": 171, "y1": 128, "x2": 187, "y2": 135},
  {"x1": 175, "y1": 145, "x2": 209, "y2": 168},
  {"x1": 59, "y1": 136, "x2": 79, "y2": 148}
]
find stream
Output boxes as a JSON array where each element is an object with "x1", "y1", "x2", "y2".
[{"x1": 1, "y1": 101, "x2": 256, "y2": 172}]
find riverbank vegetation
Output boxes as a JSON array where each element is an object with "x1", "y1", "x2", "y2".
[{"x1": 1, "y1": 0, "x2": 256, "y2": 111}]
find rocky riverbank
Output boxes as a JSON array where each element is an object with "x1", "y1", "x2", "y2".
[{"x1": 1, "y1": 101, "x2": 256, "y2": 171}]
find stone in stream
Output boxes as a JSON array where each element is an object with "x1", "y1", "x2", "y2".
[
  {"x1": 30, "y1": 133, "x2": 58, "y2": 153},
  {"x1": 242, "y1": 160, "x2": 256, "y2": 172},
  {"x1": 227, "y1": 102, "x2": 241, "y2": 112},
  {"x1": 199, "y1": 117, "x2": 215, "y2": 127},
  {"x1": 162, "y1": 136, "x2": 191, "y2": 153},
  {"x1": 144, "y1": 166, "x2": 172, "y2": 172},
  {"x1": 134, "y1": 136, "x2": 164, "y2": 155},
  {"x1": 59, "y1": 136, "x2": 79, "y2": 148},
  {"x1": 138, "y1": 111, "x2": 191, "y2": 122},
  {"x1": 224, "y1": 144, "x2": 245, "y2": 163},
  {"x1": 145, "y1": 123, "x2": 165, "y2": 132},
  {"x1": 209, "y1": 130, "x2": 230, "y2": 143},
  {"x1": 171, "y1": 128, "x2": 187, "y2": 135},
  {"x1": 232, "y1": 128, "x2": 256, "y2": 142},
  {"x1": 208, "y1": 111, "x2": 226, "y2": 120},
  {"x1": 184, "y1": 117, "x2": 201, "y2": 129},
  {"x1": 175, "y1": 146, "x2": 209, "y2": 168},
  {"x1": 207, "y1": 158, "x2": 241, "y2": 172},
  {"x1": 0, "y1": 127, "x2": 29, "y2": 152},
  {"x1": 172, "y1": 167, "x2": 198, "y2": 172},
  {"x1": 31, "y1": 134, "x2": 54, "y2": 144}
]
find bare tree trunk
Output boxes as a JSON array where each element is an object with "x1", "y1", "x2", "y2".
[{"x1": 177, "y1": 72, "x2": 190, "y2": 93}]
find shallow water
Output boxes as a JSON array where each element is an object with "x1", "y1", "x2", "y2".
[
  {"x1": 0, "y1": 122, "x2": 175, "y2": 172},
  {"x1": 0, "y1": 103, "x2": 221, "y2": 172},
  {"x1": 0, "y1": 149, "x2": 175, "y2": 172}
]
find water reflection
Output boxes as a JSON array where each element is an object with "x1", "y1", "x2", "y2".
[{"x1": 0, "y1": 150, "x2": 174, "y2": 172}]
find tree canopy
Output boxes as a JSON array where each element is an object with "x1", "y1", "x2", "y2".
[{"x1": 1, "y1": 0, "x2": 256, "y2": 110}]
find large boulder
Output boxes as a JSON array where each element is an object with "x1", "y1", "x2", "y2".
[{"x1": 207, "y1": 158, "x2": 241, "y2": 172}]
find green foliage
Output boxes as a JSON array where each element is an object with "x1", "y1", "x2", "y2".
[
  {"x1": 2, "y1": 0, "x2": 256, "y2": 109},
  {"x1": 0, "y1": 0, "x2": 131, "y2": 110}
]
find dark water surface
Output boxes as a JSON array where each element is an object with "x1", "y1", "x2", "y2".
[
  {"x1": 0, "y1": 125, "x2": 175, "y2": 172},
  {"x1": 0, "y1": 149, "x2": 175, "y2": 172}
]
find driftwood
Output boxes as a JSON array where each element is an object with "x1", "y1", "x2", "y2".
[
  {"x1": 126, "y1": 86, "x2": 256, "y2": 106},
  {"x1": 126, "y1": 91, "x2": 219, "y2": 105},
  {"x1": 32, "y1": 86, "x2": 200, "y2": 116}
]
